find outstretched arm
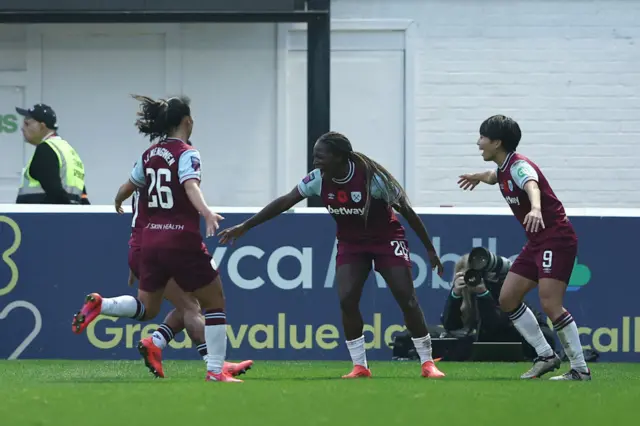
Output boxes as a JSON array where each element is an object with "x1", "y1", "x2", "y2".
[
  {"x1": 219, "y1": 169, "x2": 320, "y2": 244},
  {"x1": 218, "y1": 187, "x2": 304, "y2": 244},
  {"x1": 458, "y1": 169, "x2": 497, "y2": 191},
  {"x1": 245, "y1": 187, "x2": 304, "y2": 231},
  {"x1": 479, "y1": 169, "x2": 498, "y2": 185}
]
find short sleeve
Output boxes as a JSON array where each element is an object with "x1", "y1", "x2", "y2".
[
  {"x1": 178, "y1": 149, "x2": 202, "y2": 184},
  {"x1": 510, "y1": 160, "x2": 538, "y2": 190},
  {"x1": 129, "y1": 155, "x2": 145, "y2": 188},
  {"x1": 297, "y1": 169, "x2": 322, "y2": 198},
  {"x1": 370, "y1": 173, "x2": 400, "y2": 203}
]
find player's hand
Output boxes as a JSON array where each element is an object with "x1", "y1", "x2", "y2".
[
  {"x1": 523, "y1": 208, "x2": 545, "y2": 233},
  {"x1": 218, "y1": 223, "x2": 248, "y2": 245},
  {"x1": 127, "y1": 269, "x2": 136, "y2": 287},
  {"x1": 115, "y1": 200, "x2": 124, "y2": 214},
  {"x1": 457, "y1": 174, "x2": 480, "y2": 191},
  {"x1": 428, "y1": 249, "x2": 444, "y2": 277},
  {"x1": 204, "y1": 210, "x2": 224, "y2": 237},
  {"x1": 452, "y1": 271, "x2": 466, "y2": 296}
]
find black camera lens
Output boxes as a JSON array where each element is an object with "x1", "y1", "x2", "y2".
[
  {"x1": 464, "y1": 269, "x2": 482, "y2": 287},
  {"x1": 468, "y1": 247, "x2": 511, "y2": 279},
  {"x1": 469, "y1": 247, "x2": 492, "y2": 271}
]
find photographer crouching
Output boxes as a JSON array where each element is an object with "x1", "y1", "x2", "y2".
[{"x1": 441, "y1": 247, "x2": 556, "y2": 361}]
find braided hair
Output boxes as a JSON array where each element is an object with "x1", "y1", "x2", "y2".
[
  {"x1": 131, "y1": 94, "x2": 191, "y2": 142},
  {"x1": 317, "y1": 131, "x2": 411, "y2": 223}
]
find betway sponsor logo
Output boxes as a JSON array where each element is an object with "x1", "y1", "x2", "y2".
[
  {"x1": 505, "y1": 196, "x2": 520, "y2": 206},
  {"x1": 327, "y1": 206, "x2": 364, "y2": 215}
]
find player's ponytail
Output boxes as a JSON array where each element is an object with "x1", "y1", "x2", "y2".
[
  {"x1": 132, "y1": 94, "x2": 166, "y2": 141},
  {"x1": 317, "y1": 132, "x2": 410, "y2": 224},
  {"x1": 350, "y1": 151, "x2": 410, "y2": 211},
  {"x1": 132, "y1": 94, "x2": 191, "y2": 142}
]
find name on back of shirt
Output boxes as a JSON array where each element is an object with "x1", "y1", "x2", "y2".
[{"x1": 145, "y1": 147, "x2": 176, "y2": 166}]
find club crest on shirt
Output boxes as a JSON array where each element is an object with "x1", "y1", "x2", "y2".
[
  {"x1": 502, "y1": 180, "x2": 514, "y2": 193},
  {"x1": 351, "y1": 191, "x2": 362, "y2": 203},
  {"x1": 302, "y1": 172, "x2": 315, "y2": 184},
  {"x1": 191, "y1": 156, "x2": 201, "y2": 172}
]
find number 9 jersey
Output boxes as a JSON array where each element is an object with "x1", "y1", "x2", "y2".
[{"x1": 129, "y1": 138, "x2": 204, "y2": 251}]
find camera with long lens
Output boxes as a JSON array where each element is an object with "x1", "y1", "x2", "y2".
[
  {"x1": 464, "y1": 247, "x2": 512, "y2": 287},
  {"x1": 463, "y1": 269, "x2": 483, "y2": 287}
]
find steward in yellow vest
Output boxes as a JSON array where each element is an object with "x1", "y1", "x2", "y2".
[{"x1": 15, "y1": 104, "x2": 88, "y2": 204}]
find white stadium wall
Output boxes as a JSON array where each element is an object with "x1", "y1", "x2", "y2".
[{"x1": 0, "y1": 0, "x2": 638, "y2": 207}]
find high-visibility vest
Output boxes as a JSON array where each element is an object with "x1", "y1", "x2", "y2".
[{"x1": 16, "y1": 136, "x2": 85, "y2": 204}]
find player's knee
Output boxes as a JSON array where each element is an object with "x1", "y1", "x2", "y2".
[
  {"x1": 177, "y1": 296, "x2": 200, "y2": 314},
  {"x1": 339, "y1": 291, "x2": 359, "y2": 313},
  {"x1": 199, "y1": 295, "x2": 224, "y2": 312},
  {"x1": 498, "y1": 292, "x2": 519, "y2": 312},
  {"x1": 181, "y1": 302, "x2": 201, "y2": 321},
  {"x1": 182, "y1": 311, "x2": 205, "y2": 342},
  {"x1": 137, "y1": 292, "x2": 163, "y2": 320},
  {"x1": 141, "y1": 305, "x2": 161, "y2": 321},
  {"x1": 397, "y1": 292, "x2": 419, "y2": 313},
  {"x1": 339, "y1": 297, "x2": 357, "y2": 313},
  {"x1": 195, "y1": 278, "x2": 225, "y2": 311},
  {"x1": 539, "y1": 297, "x2": 563, "y2": 320},
  {"x1": 210, "y1": 285, "x2": 225, "y2": 307},
  {"x1": 184, "y1": 300, "x2": 201, "y2": 314}
]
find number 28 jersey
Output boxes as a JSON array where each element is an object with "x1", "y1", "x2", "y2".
[{"x1": 129, "y1": 138, "x2": 204, "y2": 251}]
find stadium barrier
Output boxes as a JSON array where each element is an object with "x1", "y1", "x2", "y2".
[{"x1": 0, "y1": 205, "x2": 636, "y2": 362}]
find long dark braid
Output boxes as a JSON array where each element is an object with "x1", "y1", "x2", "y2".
[{"x1": 318, "y1": 132, "x2": 411, "y2": 224}]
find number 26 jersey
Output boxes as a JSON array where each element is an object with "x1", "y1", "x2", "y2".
[{"x1": 129, "y1": 138, "x2": 204, "y2": 250}]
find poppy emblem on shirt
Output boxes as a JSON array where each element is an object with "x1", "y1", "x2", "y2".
[
  {"x1": 351, "y1": 191, "x2": 362, "y2": 203},
  {"x1": 337, "y1": 190, "x2": 348, "y2": 203},
  {"x1": 191, "y1": 156, "x2": 201, "y2": 172}
]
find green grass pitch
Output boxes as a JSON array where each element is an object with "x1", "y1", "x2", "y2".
[{"x1": 1, "y1": 360, "x2": 638, "y2": 426}]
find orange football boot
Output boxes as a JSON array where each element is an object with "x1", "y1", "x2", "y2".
[
  {"x1": 342, "y1": 364, "x2": 372, "y2": 379},
  {"x1": 206, "y1": 371, "x2": 243, "y2": 382},
  {"x1": 223, "y1": 360, "x2": 253, "y2": 377},
  {"x1": 72, "y1": 293, "x2": 103, "y2": 334},
  {"x1": 421, "y1": 361, "x2": 445, "y2": 378},
  {"x1": 138, "y1": 337, "x2": 165, "y2": 378}
]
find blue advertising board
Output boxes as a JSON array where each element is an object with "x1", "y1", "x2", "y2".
[{"x1": 0, "y1": 206, "x2": 637, "y2": 362}]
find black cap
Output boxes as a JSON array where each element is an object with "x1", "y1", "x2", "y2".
[{"x1": 15, "y1": 104, "x2": 58, "y2": 130}]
